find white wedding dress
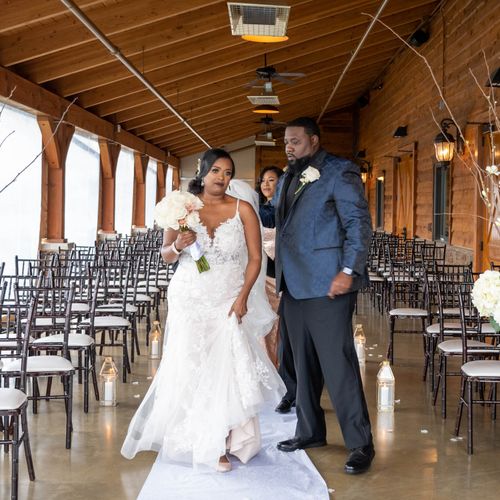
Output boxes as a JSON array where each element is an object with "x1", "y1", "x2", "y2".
[{"x1": 121, "y1": 198, "x2": 285, "y2": 470}]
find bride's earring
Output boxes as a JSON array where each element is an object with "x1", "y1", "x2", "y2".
[{"x1": 201, "y1": 179, "x2": 205, "y2": 187}]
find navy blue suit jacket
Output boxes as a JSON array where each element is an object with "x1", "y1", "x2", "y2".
[{"x1": 274, "y1": 149, "x2": 372, "y2": 299}]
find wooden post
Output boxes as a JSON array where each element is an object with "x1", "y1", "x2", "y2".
[
  {"x1": 132, "y1": 152, "x2": 149, "y2": 228},
  {"x1": 156, "y1": 161, "x2": 166, "y2": 202},
  {"x1": 172, "y1": 167, "x2": 180, "y2": 190},
  {"x1": 38, "y1": 116, "x2": 74, "y2": 243},
  {"x1": 98, "y1": 139, "x2": 121, "y2": 234}
]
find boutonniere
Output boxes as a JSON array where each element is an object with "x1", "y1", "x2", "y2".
[{"x1": 295, "y1": 166, "x2": 320, "y2": 194}]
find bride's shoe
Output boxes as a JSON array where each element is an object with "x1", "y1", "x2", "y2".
[{"x1": 217, "y1": 455, "x2": 232, "y2": 473}]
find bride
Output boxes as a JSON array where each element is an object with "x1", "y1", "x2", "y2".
[{"x1": 121, "y1": 148, "x2": 285, "y2": 472}]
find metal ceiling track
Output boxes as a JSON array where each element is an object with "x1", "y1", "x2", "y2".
[
  {"x1": 318, "y1": 0, "x2": 390, "y2": 122},
  {"x1": 59, "y1": 0, "x2": 211, "y2": 151}
]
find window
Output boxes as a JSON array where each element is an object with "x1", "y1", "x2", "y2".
[
  {"x1": 145, "y1": 159, "x2": 157, "y2": 228},
  {"x1": 166, "y1": 166, "x2": 173, "y2": 193},
  {"x1": 65, "y1": 131, "x2": 100, "y2": 246},
  {"x1": 433, "y1": 164, "x2": 449, "y2": 242},
  {"x1": 115, "y1": 147, "x2": 134, "y2": 236},
  {"x1": 0, "y1": 104, "x2": 42, "y2": 273},
  {"x1": 375, "y1": 177, "x2": 384, "y2": 229}
]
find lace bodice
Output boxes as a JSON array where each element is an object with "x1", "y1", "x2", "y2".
[{"x1": 179, "y1": 202, "x2": 246, "y2": 268}]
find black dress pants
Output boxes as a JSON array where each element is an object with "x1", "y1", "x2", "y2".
[
  {"x1": 281, "y1": 290, "x2": 372, "y2": 449},
  {"x1": 277, "y1": 311, "x2": 297, "y2": 402}
]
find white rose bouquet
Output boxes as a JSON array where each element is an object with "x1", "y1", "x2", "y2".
[
  {"x1": 154, "y1": 191, "x2": 210, "y2": 273},
  {"x1": 471, "y1": 269, "x2": 500, "y2": 331}
]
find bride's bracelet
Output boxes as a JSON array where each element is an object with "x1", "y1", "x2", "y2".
[{"x1": 171, "y1": 242, "x2": 182, "y2": 255}]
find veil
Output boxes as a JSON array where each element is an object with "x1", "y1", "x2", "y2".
[{"x1": 227, "y1": 179, "x2": 275, "y2": 338}]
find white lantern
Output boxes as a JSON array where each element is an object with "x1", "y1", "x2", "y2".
[
  {"x1": 353, "y1": 324, "x2": 366, "y2": 364},
  {"x1": 149, "y1": 320, "x2": 162, "y2": 360},
  {"x1": 100, "y1": 356, "x2": 118, "y2": 407},
  {"x1": 377, "y1": 360, "x2": 395, "y2": 412}
]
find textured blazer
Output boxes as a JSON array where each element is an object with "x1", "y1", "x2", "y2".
[{"x1": 274, "y1": 149, "x2": 372, "y2": 299}]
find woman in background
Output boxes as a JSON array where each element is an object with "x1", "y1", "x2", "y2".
[{"x1": 255, "y1": 166, "x2": 283, "y2": 367}]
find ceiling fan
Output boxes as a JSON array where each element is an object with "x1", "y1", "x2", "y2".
[
  {"x1": 255, "y1": 115, "x2": 287, "y2": 128},
  {"x1": 254, "y1": 115, "x2": 286, "y2": 147},
  {"x1": 245, "y1": 54, "x2": 305, "y2": 88}
]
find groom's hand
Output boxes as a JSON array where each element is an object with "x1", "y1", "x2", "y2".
[{"x1": 328, "y1": 272, "x2": 353, "y2": 299}]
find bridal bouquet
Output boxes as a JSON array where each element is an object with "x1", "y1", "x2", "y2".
[
  {"x1": 154, "y1": 191, "x2": 210, "y2": 273},
  {"x1": 471, "y1": 270, "x2": 500, "y2": 331}
]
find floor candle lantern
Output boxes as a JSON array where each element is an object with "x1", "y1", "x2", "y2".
[
  {"x1": 353, "y1": 324, "x2": 366, "y2": 364},
  {"x1": 100, "y1": 356, "x2": 118, "y2": 407},
  {"x1": 377, "y1": 360, "x2": 395, "y2": 412},
  {"x1": 149, "y1": 320, "x2": 162, "y2": 360}
]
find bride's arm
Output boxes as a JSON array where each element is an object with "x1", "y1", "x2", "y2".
[
  {"x1": 229, "y1": 201, "x2": 262, "y2": 322},
  {"x1": 160, "y1": 228, "x2": 196, "y2": 263}
]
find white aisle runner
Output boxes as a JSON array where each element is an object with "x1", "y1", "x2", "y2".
[{"x1": 137, "y1": 405, "x2": 329, "y2": 500}]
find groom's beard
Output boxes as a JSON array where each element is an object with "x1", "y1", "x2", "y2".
[{"x1": 287, "y1": 155, "x2": 311, "y2": 175}]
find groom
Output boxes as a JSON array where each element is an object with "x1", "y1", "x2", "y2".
[{"x1": 274, "y1": 117, "x2": 374, "y2": 474}]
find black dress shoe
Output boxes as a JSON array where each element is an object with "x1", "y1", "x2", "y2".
[
  {"x1": 277, "y1": 437, "x2": 327, "y2": 452},
  {"x1": 344, "y1": 444, "x2": 375, "y2": 474},
  {"x1": 275, "y1": 398, "x2": 295, "y2": 414}
]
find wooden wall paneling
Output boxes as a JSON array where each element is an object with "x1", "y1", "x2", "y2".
[{"x1": 358, "y1": 0, "x2": 500, "y2": 243}]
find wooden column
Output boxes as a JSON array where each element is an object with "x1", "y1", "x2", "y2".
[
  {"x1": 98, "y1": 139, "x2": 121, "y2": 233},
  {"x1": 132, "y1": 152, "x2": 149, "y2": 228},
  {"x1": 38, "y1": 116, "x2": 74, "y2": 242},
  {"x1": 172, "y1": 167, "x2": 180, "y2": 190},
  {"x1": 156, "y1": 161, "x2": 166, "y2": 202}
]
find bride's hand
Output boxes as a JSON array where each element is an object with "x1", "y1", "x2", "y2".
[
  {"x1": 228, "y1": 295, "x2": 248, "y2": 324},
  {"x1": 175, "y1": 230, "x2": 196, "y2": 250}
]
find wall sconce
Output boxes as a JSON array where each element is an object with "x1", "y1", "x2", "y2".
[
  {"x1": 486, "y1": 67, "x2": 500, "y2": 87},
  {"x1": 433, "y1": 118, "x2": 464, "y2": 167},
  {"x1": 377, "y1": 171, "x2": 385, "y2": 182},
  {"x1": 393, "y1": 126, "x2": 407, "y2": 138},
  {"x1": 358, "y1": 160, "x2": 371, "y2": 183}
]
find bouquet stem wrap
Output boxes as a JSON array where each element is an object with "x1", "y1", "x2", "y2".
[{"x1": 180, "y1": 226, "x2": 210, "y2": 273}]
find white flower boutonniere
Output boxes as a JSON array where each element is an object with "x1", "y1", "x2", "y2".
[{"x1": 295, "y1": 166, "x2": 320, "y2": 194}]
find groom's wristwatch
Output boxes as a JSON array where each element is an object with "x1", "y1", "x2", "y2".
[{"x1": 342, "y1": 267, "x2": 353, "y2": 276}]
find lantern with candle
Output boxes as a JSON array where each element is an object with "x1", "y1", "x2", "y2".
[
  {"x1": 353, "y1": 324, "x2": 366, "y2": 364},
  {"x1": 377, "y1": 360, "x2": 395, "y2": 412},
  {"x1": 149, "y1": 320, "x2": 162, "y2": 359},
  {"x1": 100, "y1": 356, "x2": 118, "y2": 407}
]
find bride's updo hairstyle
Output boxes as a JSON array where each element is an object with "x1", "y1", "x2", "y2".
[{"x1": 188, "y1": 148, "x2": 236, "y2": 195}]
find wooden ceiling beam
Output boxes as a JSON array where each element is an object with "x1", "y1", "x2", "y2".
[
  {"x1": 129, "y1": 42, "x2": 401, "y2": 137},
  {"x1": 0, "y1": 0, "x2": 102, "y2": 35},
  {"x1": 81, "y1": 5, "x2": 429, "y2": 113},
  {"x1": 122, "y1": 37, "x2": 401, "y2": 132},
  {"x1": 0, "y1": 0, "x2": 226, "y2": 66},
  {"x1": 17, "y1": 4, "x2": 239, "y2": 83},
  {"x1": 0, "y1": 65, "x2": 177, "y2": 165},
  {"x1": 155, "y1": 82, "x2": 369, "y2": 150},
  {"x1": 54, "y1": 0, "x2": 371, "y2": 97},
  {"x1": 137, "y1": 66, "x2": 389, "y2": 144}
]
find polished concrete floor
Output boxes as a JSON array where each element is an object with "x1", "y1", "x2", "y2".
[{"x1": 2, "y1": 293, "x2": 500, "y2": 500}]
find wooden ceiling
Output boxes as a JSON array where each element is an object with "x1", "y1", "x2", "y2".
[{"x1": 1, "y1": 0, "x2": 441, "y2": 158}]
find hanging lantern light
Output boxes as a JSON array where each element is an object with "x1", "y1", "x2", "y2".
[{"x1": 100, "y1": 356, "x2": 118, "y2": 407}]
